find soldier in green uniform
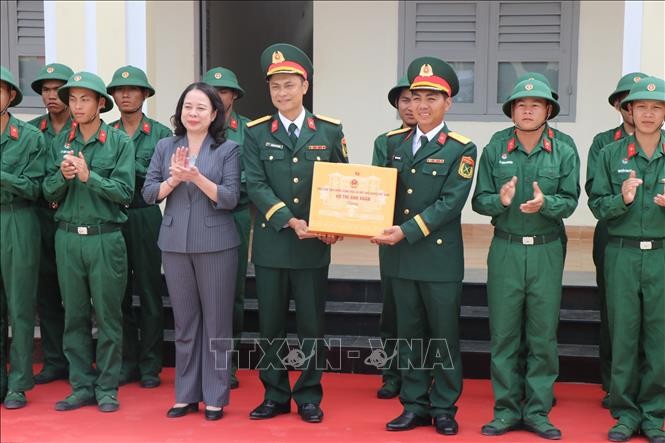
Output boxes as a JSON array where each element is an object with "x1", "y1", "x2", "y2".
[
  {"x1": 203, "y1": 66, "x2": 251, "y2": 390},
  {"x1": 472, "y1": 79, "x2": 579, "y2": 439},
  {"x1": 589, "y1": 77, "x2": 665, "y2": 443},
  {"x1": 372, "y1": 57, "x2": 476, "y2": 435},
  {"x1": 371, "y1": 75, "x2": 416, "y2": 400},
  {"x1": 586, "y1": 72, "x2": 648, "y2": 409},
  {"x1": 0, "y1": 66, "x2": 46, "y2": 409},
  {"x1": 43, "y1": 71, "x2": 135, "y2": 412},
  {"x1": 107, "y1": 66, "x2": 171, "y2": 388},
  {"x1": 244, "y1": 43, "x2": 347, "y2": 424},
  {"x1": 28, "y1": 62, "x2": 75, "y2": 385}
]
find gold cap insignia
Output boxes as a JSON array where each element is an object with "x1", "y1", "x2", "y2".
[
  {"x1": 272, "y1": 51, "x2": 285, "y2": 64},
  {"x1": 647, "y1": 83, "x2": 656, "y2": 92},
  {"x1": 121, "y1": 71, "x2": 130, "y2": 78},
  {"x1": 214, "y1": 72, "x2": 222, "y2": 79},
  {"x1": 73, "y1": 75, "x2": 82, "y2": 81},
  {"x1": 419, "y1": 64, "x2": 433, "y2": 77},
  {"x1": 525, "y1": 83, "x2": 534, "y2": 91},
  {"x1": 46, "y1": 66, "x2": 55, "y2": 74},
  {"x1": 633, "y1": 76, "x2": 641, "y2": 83}
]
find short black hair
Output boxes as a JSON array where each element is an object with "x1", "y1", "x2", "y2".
[{"x1": 171, "y1": 82, "x2": 226, "y2": 146}]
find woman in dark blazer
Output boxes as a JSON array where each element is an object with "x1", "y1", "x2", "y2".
[{"x1": 143, "y1": 82, "x2": 240, "y2": 420}]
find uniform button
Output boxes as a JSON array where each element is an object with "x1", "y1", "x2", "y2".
[
  {"x1": 316, "y1": 156, "x2": 321, "y2": 161},
  {"x1": 432, "y1": 170, "x2": 437, "y2": 176},
  {"x1": 293, "y1": 197, "x2": 300, "y2": 204},
  {"x1": 261, "y1": 222, "x2": 266, "y2": 228},
  {"x1": 269, "y1": 155, "x2": 274, "y2": 161},
  {"x1": 436, "y1": 239, "x2": 443, "y2": 245},
  {"x1": 293, "y1": 177, "x2": 299, "y2": 183},
  {"x1": 407, "y1": 188, "x2": 413, "y2": 194},
  {"x1": 403, "y1": 209, "x2": 410, "y2": 215},
  {"x1": 293, "y1": 157, "x2": 298, "y2": 163},
  {"x1": 411, "y1": 168, "x2": 416, "y2": 174}
]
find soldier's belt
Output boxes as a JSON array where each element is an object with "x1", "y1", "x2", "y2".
[
  {"x1": 494, "y1": 229, "x2": 560, "y2": 246},
  {"x1": 58, "y1": 222, "x2": 122, "y2": 236},
  {"x1": 0, "y1": 200, "x2": 32, "y2": 211},
  {"x1": 608, "y1": 236, "x2": 664, "y2": 250}
]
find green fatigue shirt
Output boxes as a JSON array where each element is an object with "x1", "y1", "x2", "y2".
[
  {"x1": 472, "y1": 129, "x2": 579, "y2": 235},
  {"x1": 109, "y1": 115, "x2": 171, "y2": 208},
  {"x1": 244, "y1": 110, "x2": 348, "y2": 269},
  {"x1": 490, "y1": 125, "x2": 578, "y2": 154},
  {"x1": 225, "y1": 110, "x2": 251, "y2": 208},
  {"x1": 43, "y1": 121, "x2": 135, "y2": 225},
  {"x1": 1, "y1": 115, "x2": 46, "y2": 204},
  {"x1": 380, "y1": 126, "x2": 477, "y2": 282},
  {"x1": 588, "y1": 134, "x2": 665, "y2": 238},
  {"x1": 28, "y1": 114, "x2": 73, "y2": 149},
  {"x1": 585, "y1": 124, "x2": 631, "y2": 196}
]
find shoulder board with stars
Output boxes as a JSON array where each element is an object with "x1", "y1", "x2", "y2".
[
  {"x1": 246, "y1": 115, "x2": 272, "y2": 128},
  {"x1": 448, "y1": 131, "x2": 471, "y2": 145},
  {"x1": 386, "y1": 127, "x2": 411, "y2": 137},
  {"x1": 9, "y1": 125, "x2": 19, "y2": 140},
  {"x1": 315, "y1": 114, "x2": 341, "y2": 125},
  {"x1": 39, "y1": 118, "x2": 48, "y2": 132}
]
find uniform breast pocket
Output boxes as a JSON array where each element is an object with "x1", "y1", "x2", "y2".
[
  {"x1": 305, "y1": 149, "x2": 331, "y2": 162},
  {"x1": 91, "y1": 157, "x2": 115, "y2": 178},
  {"x1": 260, "y1": 149, "x2": 285, "y2": 163},
  {"x1": 0, "y1": 157, "x2": 20, "y2": 173},
  {"x1": 421, "y1": 163, "x2": 449, "y2": 192},
  {"x1": 537, "y1": 167, "x2": 561, "y2": 194},
  {"x1": 492, "y1": 166, "x2": 517, "y2": 189}
]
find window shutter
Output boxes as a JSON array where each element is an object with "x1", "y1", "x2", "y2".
[{"x1": 16, "y1": 0, "x2": 45, "y2": 46}]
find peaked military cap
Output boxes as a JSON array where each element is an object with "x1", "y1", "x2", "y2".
[
  {"x1": 0, "y1": 65, "x2": 22, "y2": 107},
  {"x1": 516, "y1": 72, "x2": 558, "y2": 100},
  {"x1": 502, "y1": 78, "x2": 560, "y2": 119},
  {"x1": 58, "y1": 71, "x2": 114, "y2": 113},
  {"x1": 621, "y1": 76, "x2": 665, "y2": 110},
  {"x1": 407, "y1": 57, "x2": 459, "y2": 97},
  {"x1": 106, "y1": 65, "x2": 155, "y2": 97},
  {"x1": 31, "y1": 63, "x2": 75, "y2": 94},
  {"x1": 609, "y1": 72, "x2": 648, "y2": 106},
  {"x1": 387, "y1": 76, "x2": 410, "y2": 108},
  {"x1": 203, "y1": 67, "x2": 245, "y2": 98},
  {"x1": 260, "y1": 43, "x2": 313, "y2": 80}
]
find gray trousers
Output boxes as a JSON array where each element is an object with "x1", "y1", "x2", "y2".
[{"x1": 162, "y1": 249, "x2": 237, "y2": 407}]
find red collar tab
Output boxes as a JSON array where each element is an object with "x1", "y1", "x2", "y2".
[
  {"x1": 307, "y1": 117, "x2": 316, "y2": 131},
  {"x1": 614, "y1": 128, "x2": 622, "y2": 141},
  {"x1": 113, "y1": 122, "x2": 120, "y2": 129},
  {"x1": 507, "y1": 138, "x2": 516, "y2": 153},
  {"x1": 626, "y1": 143, "x2": 637, "y2": 159},
  {"x1": 437, "y1": 132, "x2": 447, "y2": 145},
  {"x1": 271, "y1": 119, "x2": 279, "y2": 133},
  {"x1": 142, "y1": 121, "x2": 151, "y2": 134},
  {"x1": 229, "y1": 118, "x2": 238, "y2": 130},
  {"x1": 404, "y1": 130, "x2": 414, "y2": 141},
  {"x1": 98, "y1": 129, "x2": 107, "y2": 144},
  {"x1": 547, "y1": 127, "x2": 554, "y2": 139},
  {"x1": 542, "y1": 137, "x2": 552, "y2": 153},
  {"x1": 9, "y1": 125, "x2": 19, "y2": 140},
  {"x1": 39, "y1": 118, "x2": 48, "y2": 132},
  {"x1": 67, "y1": 125, "x2": 77, "y2": 142}
]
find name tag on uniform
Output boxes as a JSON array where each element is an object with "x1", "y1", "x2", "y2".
[
  {"x1": 426, "y1": 158, "x2": 445, "y2": 164},
  {"x1": 499, "y1": 160, "x2": 514, "y2": 165},
  {"x1": 393, "y1": 155, "x2": 402, "y2": 161},
  {"x1": 265, "y1": 142, "x2": 283, "y2": 149}
]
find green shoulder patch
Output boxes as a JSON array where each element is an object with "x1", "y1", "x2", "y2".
[
  {"x1": 448, "y1": 131, "x2": 471, "y2": 145},
  {"x1": 315, "y1": 114, "x2": 341, "y2": 125},
  {"x1": 246, "y1": 115, "x2": 272, "y2": 128},
  {"x1": 386, "y1": 127, "x2": 411, "y2": 137}
]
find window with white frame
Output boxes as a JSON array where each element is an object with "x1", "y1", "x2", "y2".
[
  {"x1": 399, "y1": 0, "x2": 579, "y2": 121},
  {"x1": 1, "y1": 0, "x2": 45, "y2": 111}
]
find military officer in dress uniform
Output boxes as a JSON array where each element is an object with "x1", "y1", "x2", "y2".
[
  {"x1": 107, "y1": 66, "x2": 171, "y2": 389},
  {"x1": 586, "y1": 72, "x2": 648, "y2": 409},
  {"x1": 372, "y1": 75, "x2": 416, "y2": 400},
  {"x1": 371, "y1": 57, "x2": 476, "y2": 435},
  {"x1": 472, "y1": 79, "x2": 579, "y2": 440},
  {"x1": 43, "y1": 72, "x2": 135, "y2": 412},
  {"x1": 0, "y1": 66, "x2": 46, "y2": 409},
  {"x1": 589, "y1": 77, "x2": 665, "y2": 443},
  {"x1": 244, "y1": 43, "x2": 347, "y2": 424},
  {"x1": 203, "y1": 66, "x2": 251, "y2": 390},
  {"x1": 27, "y1": 62, "x2": 75, "y2": 385}
]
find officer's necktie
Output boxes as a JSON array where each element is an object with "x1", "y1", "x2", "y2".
[
  {"x1": 414, "y1": 135, "x2": 429, "y2": 155},
  {"x1": 288, "y1": 122, "x2": 298, "y2": 146}
]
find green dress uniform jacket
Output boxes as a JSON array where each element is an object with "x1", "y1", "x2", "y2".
[
  {"x1": 27, "y1": 113, "x2": 73, "y2": 378},
  {"x1": 109, "y1": 115, "x2": 171, "y2": 384},
  {"x1": 42, "y1": 121, "x2": 135, "y2": 401},
  {"x1": 472, "y1": 131, "x2": 579, "y2": 425},
  {"x1": 588, "y1": 134, "x2": 665, "y2": 433},
  {"x1": 1, "y1": 115, "x2": 45, "y2": 396}
]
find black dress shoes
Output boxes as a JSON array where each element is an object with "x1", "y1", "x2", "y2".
[
  {"x1": 435, "y1": 414, "x2": 459, "y2": 435},
  {"x1": 166, "y1": 403, "x2": 199, "y2": 418},
  {"x1": 205, "y1": 407, "x2": 224, "y2": 421},
  {"x1": 386, "y1": 411, "x2": 432, "y2": 431},
  {"x1": 249, "y1": 400, "x2": 291, "y2": 419},
  {"x1": 298, "y1": 403, "x2": 323, "y2": 423}
]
